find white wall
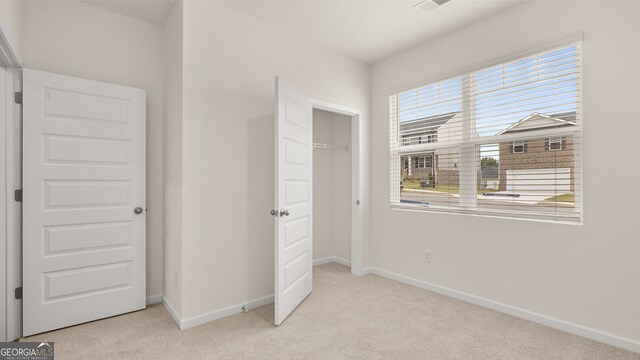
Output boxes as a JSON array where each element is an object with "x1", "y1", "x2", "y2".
[
  {"x1": 313, "y1": 109, "x2": 335, "y2": 261},
  {"x1": 0, "y1": 0, "x2": 22, "y2": 62},
  {"x1": 371, "y1": 0, "x2": 640, "y2": 345},
  {"x1": 179, "y1": 1, "x2": 370, "y2": 319},
  {"x1": 20, "y1": 1, "x2": 165, "y2": 299},
  {"x1": 312, "y1": 109, "x2": 352, "y2": 262},
  {"x1": 162, "y1": 1, "x2": 183, "y2": 317},
  {"x1": 332, "y1": 114, "x2": 352, "y2": 261}
]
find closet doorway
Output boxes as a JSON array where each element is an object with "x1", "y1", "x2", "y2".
[
  {"x1": 311, "y1": 103, "x2": 362, "y2": 275},
  {"x1": 272, "y1": 78, "x2": 363, "y2": 325}
]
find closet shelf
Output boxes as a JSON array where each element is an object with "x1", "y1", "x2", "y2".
[{"x1": 313, "y1": 143, "x2": 349, "y2": 151}]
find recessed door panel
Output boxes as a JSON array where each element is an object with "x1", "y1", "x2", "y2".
[
  {"x1": 23, "y1": 69, "x2": 146, "y2": 336},
  {"x1": 274, "y1": 78, "x2": 313, "y2": 326}
]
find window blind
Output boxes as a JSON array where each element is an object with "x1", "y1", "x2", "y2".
[{"x1": 390, "y1": 42, "x2": 582, "y2": 223}]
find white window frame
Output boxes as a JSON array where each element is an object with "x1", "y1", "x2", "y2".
[
  {"x1": 512, "y1": 140, "x2": 526, "y2": 153},
  {"x1": 416, "y1": 156, "x2": 432, "y2": 169},
  {"x1": 389, "y1": 38, "x2": 583, "y2": 224},
  {"x1": 548, "y1": 137, "x2": 563, "y2": 151},
  {"x1": 418, "y1": 134, "x2": 438, "y2": 144}
]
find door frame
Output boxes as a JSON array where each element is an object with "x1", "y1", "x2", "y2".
[
  {"x1": 310, "y1": 98, "x2": 364, "y2": 276},
  {"x1": 0, "y1": 24, "x2": 22, "y2": 341}
]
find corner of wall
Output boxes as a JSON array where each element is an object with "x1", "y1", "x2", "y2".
[{"x1": 161, "y1": 0, "x2": 185, "y2": 322}]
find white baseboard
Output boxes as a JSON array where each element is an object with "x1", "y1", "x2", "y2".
[
  {"x1": 175, "y1": 258, "x2": 349, "y2": 330},
  {"x1": 313, "y1": 256, "x2": 351, "y2": 267},
  {"x1": 162, "y1": 296, "x2": 181, "y2": 329},
  {"x1": 146, "y1": 293, "x2": 162, "y2": 305},
  {"x1": 180, "y1": 294, "x2": 274, "y2": 330},
  {"x1": 368, "y1": 267, "x2": 640, "y2": 354}
]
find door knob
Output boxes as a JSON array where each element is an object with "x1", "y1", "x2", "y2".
[
  {"x1": 279, "y1": 209, "x2": 290, "y2": 217},
  {"x1": 270, "y1": 209, "x2": 278, "y2": 216},
  {"x1": 134, "y1": 207, "x2": 144, "y2": 215}
]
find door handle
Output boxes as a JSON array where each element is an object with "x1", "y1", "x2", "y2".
[
  {"x1": 134, "y1": 207, "x2": 144, "y2": 215},
  {"x1": 270, "y1": 209, "x2": 290, "y2": 217}
]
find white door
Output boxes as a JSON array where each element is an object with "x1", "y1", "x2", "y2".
[
  {"x1": 22, "y1": 69, "x2": 146, "y2": 336},
  {"x1": 506, "y1": 168, "x2": 571, "y2": 194},
  {"x1": 274, "y1": 78, "x2": 313, "y2": 326}
]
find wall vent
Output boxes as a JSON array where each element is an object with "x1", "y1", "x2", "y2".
[{"x1": 415, "y1": 0, "x2": 451, "y2": 13}]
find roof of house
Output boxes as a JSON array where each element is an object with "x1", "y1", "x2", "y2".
[
  {"x1": 399, "y1": 111, "x2": 577, "y2": 137},
  {"x1": 481, "y1": 166, "x2": 499, "y2": 179},
  {"x1": 399, "y1": 112, "x2": 458, "y2": 136},
  {"x1": 497, "y1": 111, "x2": 577, "y2": 135}
]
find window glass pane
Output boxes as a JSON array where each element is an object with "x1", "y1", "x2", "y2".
[
  {"x1": 400, "y1": 150, "x2": 460, "y2": 208},
  {"x1": 398, "y1": 77, "x2": 462, "y2": 147},
  {"x1": 476, "y1": 136, "x2": 578, "y2": 215},
  {"x1": 390, "y1": 42, "x2": 581, "y2": 222},
  {"x1": 474, "y1": 45, "x2": 580, "y2": 138}
]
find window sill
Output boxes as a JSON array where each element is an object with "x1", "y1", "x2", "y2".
[{"x1": 390, "y1": 203, "x2": 583, "y2": 225}]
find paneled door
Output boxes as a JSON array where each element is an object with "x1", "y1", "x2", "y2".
[
  {"x1": 22, "y1": 69, "x2": 146, "y2": 336},
  {"x1": 273, "y1": 77, "x2": 313, "y2": 325}
]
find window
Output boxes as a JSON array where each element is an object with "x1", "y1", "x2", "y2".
[
  {"x1": 390, "y1": 42, "x2": 582, "y2": 223},
  {"x1": 418, "y1": 134, "x2": 438, "y2": 144},
  {"x1": 421, "y1": 134, "x2": 438, "y2": 143},
  {"x1": 548, "y1": 137, "x2": 563, "y2": 151},
  {"x1": 417, "y1": 156, "x2": 433, "y2": 168},
  {"x1": 512, "y1": 140, "x2": 526, "y2": 153}
]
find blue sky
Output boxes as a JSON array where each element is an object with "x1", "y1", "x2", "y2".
[{"x1": 397, "y1": 45, "x2": 579, "y2": 139}]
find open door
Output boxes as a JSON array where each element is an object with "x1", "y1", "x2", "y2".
[
  {"x1": 273, "y1": 77, "x2": 313, "y2": 325},
  {"x1": 22, "y1": 69, "x2": 146, "y2": 335}
]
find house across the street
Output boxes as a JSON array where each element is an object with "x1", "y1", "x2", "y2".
[
  {"x1": 400, "y1": 112, "x2": 462, "y2": 187},
  {"x1": 497, "y1": 112, "x2": 577, "y2": 193},
  {"x1": 399, "y1": 111, "x2": 577, "y2": 195}
]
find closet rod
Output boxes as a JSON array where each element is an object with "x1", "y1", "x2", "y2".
[{"x1": 313, "y1": 143, "x2": 349, "y2": 151}]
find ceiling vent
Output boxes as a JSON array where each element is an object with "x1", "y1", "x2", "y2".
[{"x1": 414, "y1": 0, "x2": 451, "y2": 13}]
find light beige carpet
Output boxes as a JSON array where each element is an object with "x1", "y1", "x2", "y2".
[{"x1": 22, "y1": 263, "x2": 640, "y2": 359}]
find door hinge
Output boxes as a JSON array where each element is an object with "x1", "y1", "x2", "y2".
[
  {"x1": 14, "y1": 91, "x2": 22, "y2": 105},
  {"x1": 14, "y1": 189, "x2": 22, "y2": 202},
  {"x1": 15, "y1": 287, "x2": 22, "y2": 300}
]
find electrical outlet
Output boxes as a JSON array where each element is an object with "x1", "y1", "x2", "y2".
[
  {"x1": 424, "y1": 250, "x2": 432, "y2": 263},
  {"x1": 174, "y1": 272, "x2": 178, "y2": 287}
]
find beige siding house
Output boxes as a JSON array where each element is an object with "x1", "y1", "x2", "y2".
[{"x1": 400, "y1": 113, "x2": 463, "y2": 186}]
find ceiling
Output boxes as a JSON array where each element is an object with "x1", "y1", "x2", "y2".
[
  {"x1": 81, "y1": 0, "x2": 177, "y2": 26},
  {"x1": 219, "y1": 0, "x2": 526, "y2": 64},
  {"x1": 81, "y1": 0, "x2": 526, "y2": 63}
]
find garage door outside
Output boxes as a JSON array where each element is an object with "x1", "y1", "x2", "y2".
[{"x1": 506, "y1": 168, "x2": 571, "y2": 194}]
